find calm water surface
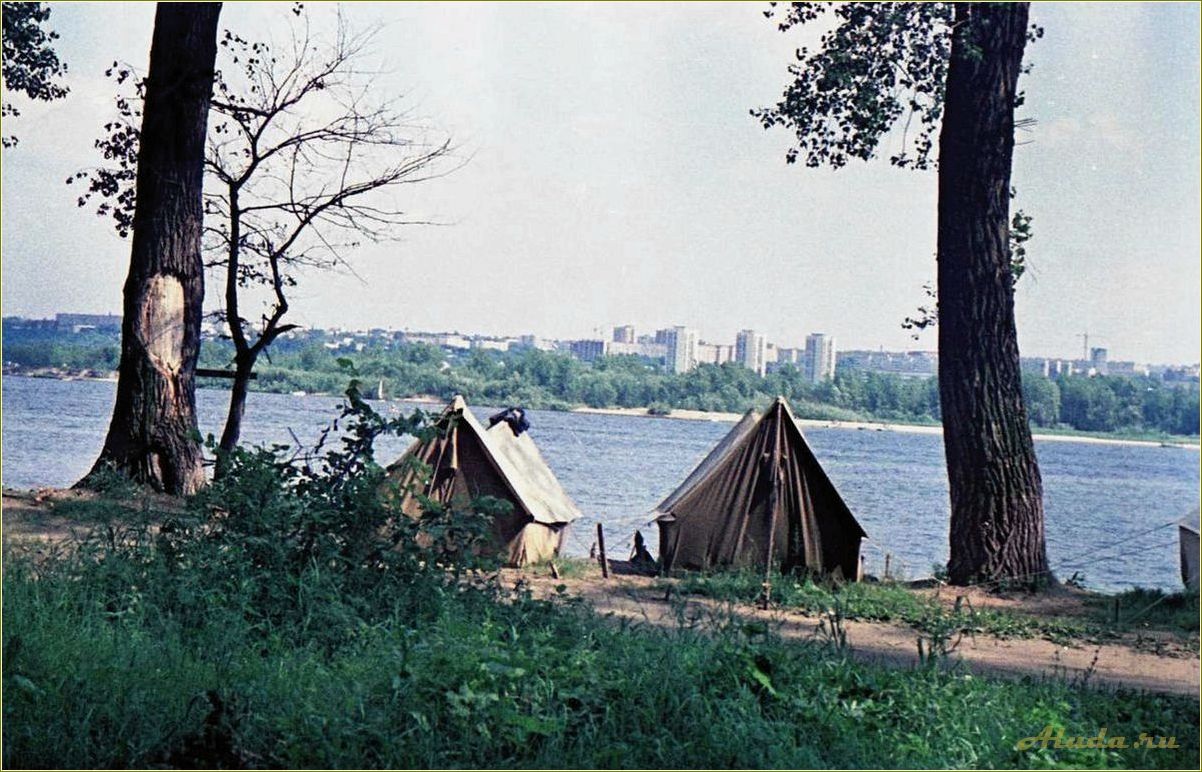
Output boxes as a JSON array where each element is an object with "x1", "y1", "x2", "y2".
[{"x1": 3, "y1": 375, "x2": 1197, "y2": 592}]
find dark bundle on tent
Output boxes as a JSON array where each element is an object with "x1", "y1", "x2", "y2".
[
  {"x1": 488, "y1": 407, "x2": 530, "y2": 436},
  {"x1": 651, "y1": 396, "x2": 866, "y2": 579},
  {"x1": 384, "y1": 396, "x2": 582, "y2": 566}
]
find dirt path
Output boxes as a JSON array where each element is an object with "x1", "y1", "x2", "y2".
[
  {"x1": 2, "y1": 488, "x2": 180, "y2": 554},
  {"x1": 511, "y1": 569, "x2": 1201, "y2": 698}
]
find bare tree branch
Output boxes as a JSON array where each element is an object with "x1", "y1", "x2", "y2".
[{"x1": 71, "y1": 6, "x2": 460, "y2": 462}]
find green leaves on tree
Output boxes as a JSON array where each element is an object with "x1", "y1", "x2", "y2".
[{"x1": 1, "y1": 1, "x2": 69, "y2": 147}]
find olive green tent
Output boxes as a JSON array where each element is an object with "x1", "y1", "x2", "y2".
[
  {"x1": 385, "y1": 396, "x2": 582, "y2": 566},
  {"x1": 652, "y1": 396, "x2": 866, "y2": 578}
]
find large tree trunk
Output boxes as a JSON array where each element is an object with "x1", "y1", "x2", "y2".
[
  {"x1": 78, "y1": 3, "x2": 222, "y2": 495},
  {"x1": 938, "y1": 2, "x2": 1050, "y2": 588}
]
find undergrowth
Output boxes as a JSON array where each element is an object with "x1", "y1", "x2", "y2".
[{"x1": 4, "y1": 376, "x2": 1198, "y2": 769}]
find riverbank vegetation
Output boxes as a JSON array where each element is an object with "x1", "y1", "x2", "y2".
[
  {"x1": 4, "y1": 332, "x2": 1198, "y2": 439},
  {"x1": 3, "y1": 391, "x2": 1198, "y2": 768},
  {"x1": 5, "y1": 500, "x2": 1198, "y2": 766},
  {"x1": 7, "y1": 544, "x2": 1198, "y2": 769}
]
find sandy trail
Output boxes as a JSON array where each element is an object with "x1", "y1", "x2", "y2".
[{"x1": 510, "y1": 569, "x2": 1200, "y2": 698}]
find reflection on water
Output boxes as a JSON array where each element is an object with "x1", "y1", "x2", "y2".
[{"x1": 3, "y1": 376, "x2": 1197, "y2": 592}]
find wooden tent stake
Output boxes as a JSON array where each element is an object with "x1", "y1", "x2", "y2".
[{"x1": 596, "y1": 523, "x2": 609, "y2": 579}]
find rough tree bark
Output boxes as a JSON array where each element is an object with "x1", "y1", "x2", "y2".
[
  {"x1": 938, "y1": 2, "x2": 1049, "y2": 587},
  {"x1": 79, "y1": 3, "x2": 221, "y2": 495}
]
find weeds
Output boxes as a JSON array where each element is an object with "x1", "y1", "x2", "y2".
[{"x1": 816, "y1": 599, "x2": 851, "y2": 654}]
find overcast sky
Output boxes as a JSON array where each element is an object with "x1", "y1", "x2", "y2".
[{"x1": 2, "y1": 2, "x2": 1199, "y2": 364}]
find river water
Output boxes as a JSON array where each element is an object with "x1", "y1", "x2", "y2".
[{"x1": 2, "y1": 375, "x2": 1197, "y2": 592}]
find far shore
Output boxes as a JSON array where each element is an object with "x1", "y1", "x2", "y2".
[
  {"x1": 5, "y1": 370, "x2": 1197, "y2": 450},
  {"x1": 571, "y1": 404, "x2": 1202, "y2": 450}
]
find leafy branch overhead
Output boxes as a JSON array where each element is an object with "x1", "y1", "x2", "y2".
[
  {"x1": 752, "y1": 2, "x2": 1041, "y2": 170},
  {"x1": 1, "y1": 1, "x2": 70, "y2": 147},
  {"x1": 70, "y1": 5, "x2": 459, "y2": 457},
  {"x1": 753, "y1": 2, "x2": 1042, "y2": 339}
]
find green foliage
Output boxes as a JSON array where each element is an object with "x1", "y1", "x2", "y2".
[
  {"x1": 6, "y1": 327, "x2": 1198, "y2": 437},
  {"x1": 1054, "y1": 374, "x2": 1199, "y2": 436},
  {"x1": 1, "y1": 1, "x2": 69, "y2": 148},
  {"x1": 6, "y1": 555, "x2": 1199, "y2": 768},
  {"x1": 1010, "y1": 207, "x2": 1035, "y2": 283},
  {"x1": 753, "y1": 2, "x2": 954, "y2": 169},
  {"x1": 1085, "y1": 587, "x2": 1202, "y2": 635},
  {"x1": 753, "y1": 0, "x2": 1046, "y2": 169},
  {"x1": 1023, "y1": 374, "x2": 1062, "y2": 427},
  {"x1": 2, "y1": 340, "x2": 119, "y2": 370}
]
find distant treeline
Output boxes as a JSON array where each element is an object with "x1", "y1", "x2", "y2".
[
  {"x1": 4, "y1": 333, "x2": 1198, "y2": 437},
  {"x1": 204, "y1": 340, "x2": 1198, "y2": 438},
  {"x1": 3, "y1": 334, "x2": 120, "y2": 372}
]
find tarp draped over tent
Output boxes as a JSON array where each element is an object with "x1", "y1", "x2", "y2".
[
  {"x1": 652, "y1": 396, "x2": 866, "y2": 578},
  {"x1": 385, "y1": 396, "x2": 582, "y2": 566}
]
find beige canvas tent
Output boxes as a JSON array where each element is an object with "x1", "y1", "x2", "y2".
[
  {"x1": 385, "y1": 396, "x2": 582, "y2": 566},
  {"x1": 652, "y1": 396, "x2": 866, "y2": 578}
]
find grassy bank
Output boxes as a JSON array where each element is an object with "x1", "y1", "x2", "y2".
[
  {"x1": 3, "y1": 498, "x2": 1199, "y2": 769},
  {"x1": 5, "y1": 551, "x2": 1199, "y2": 769}
]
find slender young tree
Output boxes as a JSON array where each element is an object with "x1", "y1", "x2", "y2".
[
  {"x1": 73, "y1": 10, "x2": 454, "y2": 469},
  {"x1": 79, "y1": 3, "x2": 221, "y2": 495},
  {"x1": 756, "y1": 2, "x2": 1050, "y2": 587}
]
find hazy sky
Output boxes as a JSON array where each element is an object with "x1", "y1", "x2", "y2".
[{"x1": 2, "y1": 2, "x2": 1199, "y2": 364}]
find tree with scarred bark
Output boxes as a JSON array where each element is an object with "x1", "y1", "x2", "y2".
[
  {"x1": 755, "y1": 2, "x2": 1050, "y2": 587},
  {"x1": 73, "y1": 8, "x2": 454, "y2": 470},
  {"x1": 78, "y1": 3, "x2": 222, "y2": 495}
]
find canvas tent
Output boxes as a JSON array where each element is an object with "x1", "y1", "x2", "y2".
[
  {"x1": 385, "y1": 396, "x2": 582, "y2": 566},
  {"x1": 651, "y1": 396, "x2": 866, "y2": 578},
  {"x1": 1180, "y1": 509, "x2": 1200, "y2": 590}
]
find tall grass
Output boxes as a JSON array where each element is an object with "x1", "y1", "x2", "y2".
[{"x1": 6, "y1": 551, "x2": 1200, "y2": 769}]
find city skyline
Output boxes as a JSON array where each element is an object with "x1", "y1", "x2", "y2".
[
  {"x1": 5, "y1": 307, "x2": 1197, "y2": 370},
  {"x1": 2, "y1": 3, "x2": 1198, "y2": 365}
]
